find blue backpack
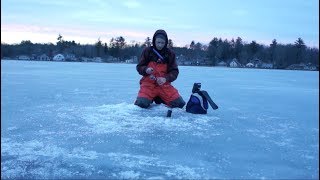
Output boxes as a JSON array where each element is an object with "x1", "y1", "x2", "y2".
[{"x1": 186, "y1": 92, "x2": 209, "y2": 114}]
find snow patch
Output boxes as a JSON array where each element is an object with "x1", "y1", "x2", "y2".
[
  {"x1": 107, "y1": 152, "x2": 203, "y2": 179},
  {"x1": 2, "y1": 138, "x2": 100, "y2": 163},
  {"x1": 166, "y1": 165, "x2": 202, "y2": 179},
  {"x1": 7, "y1": 126, "x2": 18, "y2": 131},
  {"x1": 118, "y1": 170, "x2": 141, "y2": 179},
  {"x1": 79, "y1": 103, "x2": 219, "y2": 138},
  {"x1": 129, "y1": 139, "x2": 144, "y2": 144}
]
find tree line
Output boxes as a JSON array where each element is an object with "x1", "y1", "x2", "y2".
[{"x1": 1, "y1": 34, "x2": 319, "y2": 69}]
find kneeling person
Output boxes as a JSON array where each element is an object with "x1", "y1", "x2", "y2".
[{"x1": 134, "y1": 29, "x2": 185, "y2": 109}]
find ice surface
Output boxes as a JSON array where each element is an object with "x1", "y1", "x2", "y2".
[{"x1": 1, "y1": 60, "x2": 319, "y2": 179}]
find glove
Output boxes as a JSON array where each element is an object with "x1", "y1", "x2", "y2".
[
  {"x1": 146, "y1": 67, "x2": 154, "y2": 74},
  {"x1": 149, "y1": 74, "x2": 156, "y2": 80},
  {"x1": 156, "y1": 77, "x2": 166, "y2": 85}
]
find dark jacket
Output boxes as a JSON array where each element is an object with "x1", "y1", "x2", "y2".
[{"x1": 136, "y1": 30, "x2": 179, "y2": 82}]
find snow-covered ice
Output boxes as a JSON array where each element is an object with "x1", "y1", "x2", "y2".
[{"x1": 1, "y1": 60, "x2": 319, "y2": 179}]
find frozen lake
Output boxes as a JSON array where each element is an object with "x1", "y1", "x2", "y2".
[{"x1": 1, "y1": 60, "x2": 319, "y2": 179}]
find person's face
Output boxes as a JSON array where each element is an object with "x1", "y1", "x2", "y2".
[{"x1": 155, "y1": 38, "x2": 166, "y2": 50}]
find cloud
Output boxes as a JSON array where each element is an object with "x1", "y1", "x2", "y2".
[
  {"x1": 69, "y1": 11, "x2": 193, "y2": 31},
  {"x1": 1, "y1": 23, "x2": 152, "y2": 44}
]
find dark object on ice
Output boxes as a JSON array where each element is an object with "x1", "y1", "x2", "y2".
[
  {"x1": 166, "y1": 109, "x2": 172, "y2": 117},
  {"x1": 186, "y1": 83, "x2": 218, "y2": 114},
  {"x1": 192, "y1": 82, "x2": 201, "y2": 93}
]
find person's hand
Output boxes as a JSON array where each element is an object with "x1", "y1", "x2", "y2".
[
  {"x1": 156, "y1": 77, "x2": 166, "y2": 85},
  {"x1": 149, "y1": 74, "x2": 156, "y2": 80},
  {"x1": 146, "y1": 67, "x2": 154, "y2": 74}
]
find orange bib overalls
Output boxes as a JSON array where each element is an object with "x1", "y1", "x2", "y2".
[{"x1": 137, "y1": 61, "x2": 181, "y2": 106}]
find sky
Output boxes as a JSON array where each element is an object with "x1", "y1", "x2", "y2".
[{"x1": 1, "y1": 0, "x2": 319, "y2": 48}]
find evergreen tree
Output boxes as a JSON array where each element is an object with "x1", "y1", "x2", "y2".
[
  {"x1": 249, "y1": 41, "x2": 259, "y2": 57},
  {"x1": 104, "y1": 43, "x2": 109, "y2": 56},
  {"x1": 143, "y1": 37, "x2": 151, "y2": 47},
  {"x1": 207, "y1": 37, "x2": 219, "y2": 65},
  {"x1": 57, "y1": 34, "x2": 64, "y2": 53},
  {"x1": 20, "y1": 40, "x2": 33, "y2": 56},
  {"x1": 95, "y1": 38, "x2": 103, "y2": 57},
  {"x1": 190, "y1": 41, "x2": 195, "y2": 50},
  {"x1": 109, "y1": 36, "x2": 126, "y2": 60},
  {"x1": 294, "y1": 37, "x2": 306, "y2": 64},
  {"x1": 270, "y1": 39, "x2": 277, "y2": 63},
  {"x1": 234, "y1": 37, "x2": 243, "y2": 60},
  {"x1": 2, "y1": 34, "x2": 319, "y2": 70},
  {"x1": 168, "y1": 39, "x2": 173, "y2": 48}
]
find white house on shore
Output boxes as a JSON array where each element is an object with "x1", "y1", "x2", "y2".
[
  {"x1": 17, "y1": 55, "x2": 30, "y2": 60},
  {"x1": 246, "y1": 63, "x2": 254, "y2": 68},
  {"x1": 229, "y1": 58, "x2": 242, "y2": 68},
  {"x1": 38, "y1": 54, "x2": 50, "y2": 61},
  {"x1": 53, "y1": 54, "x2": 65, "y2": 61}
]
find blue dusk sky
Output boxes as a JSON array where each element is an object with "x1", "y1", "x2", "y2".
[{"x1": 1, "y1": 0, "x2": 319, "y2": 48}]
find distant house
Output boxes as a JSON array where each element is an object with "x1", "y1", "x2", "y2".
[
  {"x1": 290, "y1": 63, "x2": 318, "y2": 71},
  {"x1": 81, "y1": 57, "x2": 93, "y2": 62},
  {"x1": 38, "y1": 54, "x2": 50, "y2": 61},
  {"x1": 176, "y1": 54, "x2": 188, "y2": 65},
  {"x1": 18, "y1": 55, "x2": 30, "y2": 60},
  {"x1": 104, "y1": 56, "x2": 119, "y2": 63},
  {"x1": 65, "y1": 53, "x2": 77, "y2": 61},
  {"x1": 125, "y1": 59, "x2": 133, "y2": 63},
  {"x1": 229, "y1": 58, "x2": 242, "y2": 68},
  {"x1": 304, "y1": 63, "x2": 317, "y2": 71},
  {"x1": 216, "y1": 61, "x2": 227, "y2": 67},
  {"x1": 261, "y1": 63, "x2": 273, "y2": 69},
  {"x1": 30, "y1": 54, "x2": 37, "y2": 60},
  {"x1": 132, "y1": 56, "x2": 138, "y2": 63},
  {"x1": 194, "y1": 58, "x2": 207, "y2": 66},
  {"x1": 246, "y1": 63, "x2": 254, "y2": 68},
  {"x1": 183, "y1": 61, "x2": 193, "y2": 65},
  {"x1": 252, "y1": 58, "x2": 262, "y2": 68},
  {"x1": 124, "y1": 56, "x2": 137, "y2": 64},
  {"x1": 53, "y1": 54, "x2": 65, "y2": 61},
  {"x1": 286, "y1": 63, "x2": 306, "y2": 70},
  {"x1": 93, "y1": 57, "x2": 103, "y2": 62}
]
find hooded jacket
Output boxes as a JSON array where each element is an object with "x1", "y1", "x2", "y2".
[{"x1": 136, "y1": 29, "x2": 179, "y2": 82}]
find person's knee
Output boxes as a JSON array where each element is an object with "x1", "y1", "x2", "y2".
[
  {"x1": 134, "y1": 97, "x2": 152, "y2": 108},
  {"x1": 169, "y1": 96, "x2": 186, "y2": 108}
]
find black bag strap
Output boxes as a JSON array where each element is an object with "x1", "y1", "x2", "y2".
[{"x1": 198, "y1": 90, "x2": 218, "y2": 110}]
